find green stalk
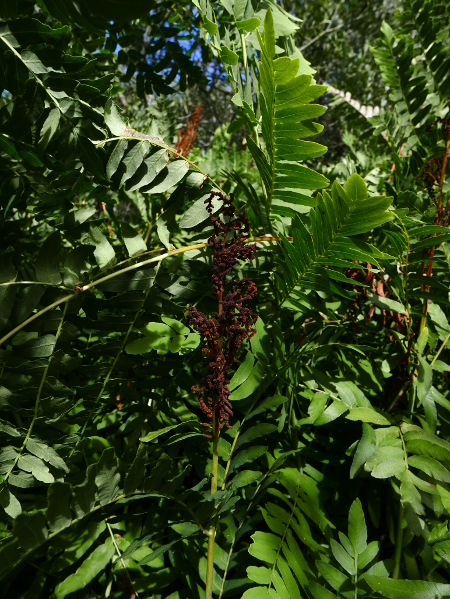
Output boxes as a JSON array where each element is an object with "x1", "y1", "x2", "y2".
[
  {"x1": 0, "y1": 237, "x2": 281, "y2": 349},
  {"x1": 393, "y1": 503, "x2": 404, "y2": 579},
  {"x1": 407, "y1": 380, "x2": 416, "y2": 414},
  {"x1": 205, "y1": 410, "x2": 220, "y2": 599},
  {"x1": 240, "y1": 32, "x2": 248, "y2": 73}
]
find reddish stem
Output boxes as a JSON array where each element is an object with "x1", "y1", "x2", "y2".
[{"x1": 419, "y1": 139, "x2": 450, "y2": 332}]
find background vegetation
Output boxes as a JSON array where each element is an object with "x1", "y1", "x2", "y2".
[{"x1": 0, "y1": 0, "x2": 450, "y2": 597}]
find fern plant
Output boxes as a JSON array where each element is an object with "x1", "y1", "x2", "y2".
[{"x1": 0, "y1": 1, "x2": 450, "y2": 598}]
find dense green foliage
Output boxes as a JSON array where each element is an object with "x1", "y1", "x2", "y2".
[{"x1": 0, "y1": 1, "x2": 450, "y2": 598}]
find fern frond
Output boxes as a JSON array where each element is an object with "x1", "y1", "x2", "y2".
[
  {"x1": 371, "y1": 1, "x2": 450, "y2": 157},
  {"x1": 243, "y1": 467, "x2": 331, "y2": 599},
  {"x1": 397, "y1": 0, "x2": 450, "y2": 101},
  {"x1": 276, "y1": 174, "x2": 393, "y2": 304},
  {"x1": 371, "y1": 21, "x2": 428, "y2": 153},
  {"x1": 249, "y1": 10, "x2": 329, "y2": 219}
]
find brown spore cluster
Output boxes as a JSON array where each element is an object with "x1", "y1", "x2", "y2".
[{"x1": 186, "y1": 192, "x2": 257, "y2": 435}]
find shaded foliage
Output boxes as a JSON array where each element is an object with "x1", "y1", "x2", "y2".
[{"x1": 0, "y1": 1, "x2": 449, "y2": 598}]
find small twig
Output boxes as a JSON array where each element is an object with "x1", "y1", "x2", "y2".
[{"x1": 386, "y1": 378, "x2": 412, "y2": 413}]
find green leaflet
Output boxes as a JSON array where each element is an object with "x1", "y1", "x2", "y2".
[
  {"x1": 106, "y1": 139, "x2": 128, "y2": 179},
  {"x1": 125, "y1": 317, "x2": 200, "y2": 355},
  {"x1": 87, "y1": 225, "x2": 116, "y2": 270},
  {"x1": 180, "y1": 194, "x2": 222, "y2": 228},
  {"x1": 18, "y1": 454, "x2": 55, "y2": 483},
  {"x1": 123, "y1": 445, "x2": 147, "y2": 495},
  {"x1": 63, "y1": 246, "x2": 93, "y2": 288},
  {"x1": 26, "y1": 438, "x2": 69, "y2": 473},
  {"x1": 35, "y1": 231, "x2": 62, "y2": 285},
  {"x1": 408, "y1": 455, "x2": 450, "y2": 483},
  {"x1": 94, "y1": 448, "x2": 120, "y2": 506},
  {"x1": 141, "y1": 160, "x2": 189, "y2": 194},
  {"x1": 104, "y1": 99, "x2": 127, "y2": 136},
  {"x1": 0, "y1": 487, "x2": 21, "y2": 518},
  {"x1": 120, "y1": 222, "x2": 147, "y2": 257},
  {"x1": 140, "y1": 421, "x2": 201, "y2": 443},
  {"x1": 38, "y1": 107, "x2": 60, "y2": 151},
  {"x1": 350, "y1": 423, "x2": 377, "y2": 479},
  {"x1": 73, "y1": 466, "x2": 96, "y2": 518},
  {"x1": 231, "y1": 470, "x2": 261, "y2": 489},
  {"x1": 46, "y1": 482, "x2": 72, "y2": 532},
  {"x1": 346, "y1": 407, "x2": 391, "y2": 426},
  {"x1": 348, "y1": 498, "x2": 367, "y2": 555},
  {"x1": 236, "y1": 17, "x2": 260, "y2": 32},
  {"x1": 77, "y1": 136, "x2": 105, "y2": 181},
  {"x1": 229, "y1": 360, "x2": 265, "y2": 401},
  {"x1": 228, "y1": 351, "x2": 254, "y2": 391},
  {"x1": 13, "y1": 512, "x2": 48, "y2": 552},
  {"x1": 365, "y1": 576, "x2": 450, "y2": 599},
  {"x1": 118, "y1": 140, "x2": 150, "y2": 186},
  {"x1": 220, "y1": 46, "x2": 239, "y2": 65},
  {"x1": 127, "y1": 148, "x2": 168, "y2": 191},
  {"x1": 55, "y1": 538, "x2": 116, "y2": 598}
]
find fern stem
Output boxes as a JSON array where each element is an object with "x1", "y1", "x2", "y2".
[
  {"x1": 0, "y1": 237, "x2": 284, "y2": 348},
  {"x1": 407, "y1": 380, "x2": 416, "y2": 414},
  {"x1": 106, "y1": 522, "x2": 140, "y2": 599},
  {"x1": 240, "y1": 32, "x2": 248, "y2": 73},
  {"x1": 205, "y1": 410, "x2": 220, "y2": 599},
  {"x1": 395, "y1": 215, "x2": 417, "y2": 414},
  {"x1": 393, "y1": 426, "x2": 409, "y2": 579},
  {"x1": 386, "y1": 378, "x2": 411, "y2": 412},
  {"x1": 205, "y1": 525, "x2": 216, "y2": 599},
  {"x1": 419, "y1": 139, "x2": 449, "y2": 333},
  {"x1": 392, "y1": 503, "x2": 404, "y2": 579},
  {"x1": 69, "y1": 283, "x2": 155, "y2": 457},
  {"x1": 205, "y1": 276, "x2": 224, "y2": 596},
  {"x1": 211, "y1": 418, "x2": 219, "y2": 496},
  {"x1": 431, "y1": 331, "x2": 450, "y2": 366}
]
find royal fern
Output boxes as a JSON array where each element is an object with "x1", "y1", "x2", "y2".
[
  {"x1": 276, "y1": 174, "x2": 393, "y2": 304},
  {"x1": 249, "y1": 10, "x2": 329, "y2": 219}
]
